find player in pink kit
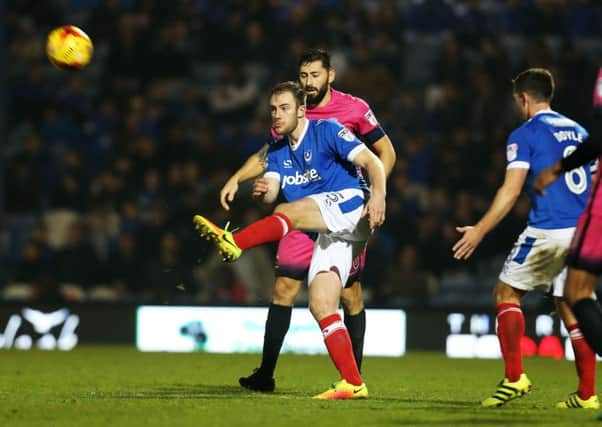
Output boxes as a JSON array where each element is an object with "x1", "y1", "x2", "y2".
[
  {"x1": 535, "y1": 68, "x2": 602, "y2": 370},
  {"x1": 220, "y1": 49, "x2": 396, "y2": 391}
]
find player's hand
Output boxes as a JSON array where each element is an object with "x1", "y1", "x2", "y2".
[
  {"x1": 220, "y1": 177, "x2": 239, "y2": 211},
  {"x1": 362, "y1": 191, "x2": 386, "y2": 229},
  {"x1": 533, "y1": 161, "x2": 562, "y2": 195},
  {"x1": 252, "y1": 177, "x2": 270, "y2": 201},
  {"x1": 452, "y1": 225, "x2": 484, "y2": 260}
]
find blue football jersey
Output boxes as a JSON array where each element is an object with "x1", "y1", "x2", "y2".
[
  {"x1": 506, "y1": 110, "x2": 590, "y2": 229},
  {"x1": 264, "y1": 119, "x2": 367, "y2": 202}
]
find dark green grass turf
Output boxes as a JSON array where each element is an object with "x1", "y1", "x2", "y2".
[{"x1": 1, "y1": 346, "x2": 601, "y2": 426}]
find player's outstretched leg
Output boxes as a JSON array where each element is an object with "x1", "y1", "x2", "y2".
[
  {"x1": 193, "y1": 216, "x2": 241, "y2": 262},
  {"x1": 193, "y1": 212, "x2": 292, "y2": 262}
]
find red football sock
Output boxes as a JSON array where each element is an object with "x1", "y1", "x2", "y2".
[
  {"x1": 496, "y1": 303, "x2": 525, "y2": 382},
  {"x1": 319, "y1": 313, "x2": 363, "y2": 386},
  {"x1": 567, "y1": 323, "x2": 596, "y2": 400},
  {"x1": 232, "y1": 213, "x2": 292, "y2": 250}
]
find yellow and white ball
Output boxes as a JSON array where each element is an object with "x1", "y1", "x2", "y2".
[{"x1": 46, "y1": 25, "x2": 93, "y2": 69}]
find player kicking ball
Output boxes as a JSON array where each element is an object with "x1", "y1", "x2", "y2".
[
  {"x1": 220, "y1": 49, "x2": 396, "y2": 392},
  {"x1": 453, "y1": 68, "x2": 598, "y2": 409},
  {"x1": 194, "y1": 81, "x2": 387, "y2": 399}
]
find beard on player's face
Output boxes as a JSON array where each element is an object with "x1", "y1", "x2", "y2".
[{"x1": 305, "y1": 82, "x2": 329, "y2": 107}]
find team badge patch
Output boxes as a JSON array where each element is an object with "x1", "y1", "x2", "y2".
[
  {"x1": 364, "y1": 109, "x2": 378, "y2": 126},
  {"x1": 507, "y1": 143, "x2": 518, "y2": 162},
  {"x1": 337, "y1": 127, "x2": 355, "y2": 142},
  {"x1": 304, "y1": 150, "x2": 312, "y2": 163}
]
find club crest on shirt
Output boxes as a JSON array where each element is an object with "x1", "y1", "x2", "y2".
[
  {"x1": 364, "y1": 109, "x2": 378, "y2": 126},
  {"x1": 337, "y1": 127, "x2": 355, "y2": 142},
  {"x1": 283, "y1": 159, "x2": 292, "y2": 168},
  {"x1": 304, "y1": 150, "x2": 312, "y2": 163},
  {"x1": 507, "y1": 143, "x2": 518, "y2": 162}
]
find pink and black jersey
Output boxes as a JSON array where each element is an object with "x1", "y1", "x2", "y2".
[
  {"x1": 270, "y1": 89, "x2": 386, "y2": 145},
  {"x1": 305, "y1": 89, "x2": 385, "y2": 145}
]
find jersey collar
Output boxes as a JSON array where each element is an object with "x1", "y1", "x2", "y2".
[
  {"x1": 532, "y1": 108, "x2": 555, "y2": 117},
  {"x1": 289, "y1": 119, "x2": 309, "y2": 151}
]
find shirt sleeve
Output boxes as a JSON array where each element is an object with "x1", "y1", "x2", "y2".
[
  {"x1": 263, "y1": 146, "x2": 281, "y2": 182},
  {"x1": 354, "y1": 98, "x2": 386, "y2": 145},
  {"x1": 506, "y1": 128, "x2": 530, "y2": 170},
  {"x1": 324, "y1": 120, "x2": 367, "y2": 162}
]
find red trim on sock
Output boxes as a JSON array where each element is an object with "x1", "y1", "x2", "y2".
[
  {"x1": 567, "y1": 322, "x2": 597, "y2": 399},
  {"x1": 319, "y1": 313, "x2": 341, "y2": 330},
  {"x1": 273, "y1": 212, "x2": 292, "y2": 232},
  {"x1": 496, "y1": 303, "x2": 524, "y2": 382},
  {"x1": 319, "y1": 313, "x2": 363, "y2": 386}
]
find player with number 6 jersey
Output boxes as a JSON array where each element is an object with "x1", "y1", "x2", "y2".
[
  {"x1": 453, "y1": 68, "x2": 598, "y2": 410},
  {"x1": 510, "y1": 111, "x2": 590, "y2": 228}
]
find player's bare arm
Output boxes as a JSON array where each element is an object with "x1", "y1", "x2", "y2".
[
  {"x1": 252, "y1": 177, "x2": 280, "y2": 204},
  {"x1": 453, "y1": 168, "x2": 527, "y2": 260},
  {"x1": 220, "y1": 143, "x2": 269, "y2": 210},
  {"x1": 370, "y1": 135, "x2": 396, "y2": 177},
  {"x1": 352, "y1": 148, "x2": 386, "y2": 229}
]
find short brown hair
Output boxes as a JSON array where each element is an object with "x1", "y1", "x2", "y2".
[
  {"x1": 269, "y1": 81, "x2": 306, "y2": 108},
  {"x1": 512, "y1": 68, "x2": 555, "y2": 103}
]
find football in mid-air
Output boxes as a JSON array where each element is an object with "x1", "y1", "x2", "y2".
[{"x1": 46, "y1": 25, "x2": 93, "y2": 69}]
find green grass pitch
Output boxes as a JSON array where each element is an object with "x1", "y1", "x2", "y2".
[{"x1": 1, "y1": 346, "x2": 601, "y2": 426}]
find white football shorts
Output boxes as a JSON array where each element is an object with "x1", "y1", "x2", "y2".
[
  {"x1": 307, "y1": 188, "x2": 370, "y2": 241},
  {"x1": 499, "y1": 226, "x2": 574, "y2": 297},
  {"x1": 307, "y1": 234, "x2": 367, "y2": 287}
]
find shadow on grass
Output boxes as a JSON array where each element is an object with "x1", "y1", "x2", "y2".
[
  {"x1": 79, "y1": 385, "x2": 489, "y2": 406},
  {"x1": 78, "y1": 384, "x2": 310, "y2": 400}
]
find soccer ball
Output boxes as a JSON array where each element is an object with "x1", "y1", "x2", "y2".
[{"x1": 46, "y1": 25, "x2": 93, "y2": 69}]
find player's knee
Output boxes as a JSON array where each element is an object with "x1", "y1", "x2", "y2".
[
  {"x1": 493, "y1": 281, "x2": 523, "y2": 306},
  {"x1": 309, "y1": 300, "x2": 331, "y2": 322},
  {"x1": 272, "y1": 276, "x2": 301, "y2": 305},
  {"x1": 274, "y1": 202, "x2": 302, "y2": 227},
  {"x1": 274, "y1": 203, "x2": 294, "y2": 218}
]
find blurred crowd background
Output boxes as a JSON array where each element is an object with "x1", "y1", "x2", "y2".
[{"x1": 2, "y1": 0, "x2": 602, "y2": 308}]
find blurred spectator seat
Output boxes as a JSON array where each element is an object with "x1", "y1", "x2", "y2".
[
  {"x1": 43, "y1": 210, "x2": 80, "y2": 249},
  {"x1": 2, "y1": 282, "x2": 34, "y2": 301},
  {"x1": 87, "y1": 285, "x2": 121, "y2": 302}
]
